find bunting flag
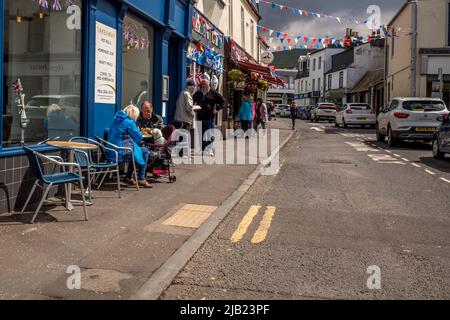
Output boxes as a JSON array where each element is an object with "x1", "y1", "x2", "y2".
[
  {"x1": 123, "y1": 23, "x2": 151, "y2": 50},
  {"x1": 257, "y1": 0, "x2": 366, "y2": 26}
]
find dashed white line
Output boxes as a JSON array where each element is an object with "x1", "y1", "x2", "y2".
[
  {"x1": 425, "y1": 169, "x2": 436, "y2": 176},
  {"x1": 385, "y1": 150, "x2": 392, "y2": 154},
  {"x1": 401, "y1": 158, "x2": 410, "y2": 162},
  {"x1": 393, "y1": 154, "x2": 401, "y2": 157},
  {"x1": 412, "y1": 163, "x2": 422, "y2": 168},
  {"x1": 440, "y1": 177, "x2": 450, "y2": 184}
]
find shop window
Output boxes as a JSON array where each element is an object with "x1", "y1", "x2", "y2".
[
  {"x1": 2, "y1": 0, "x2": 83, "y2": 147},
  {"x1": 122, "y1": 13, "x2": 154, "y2": 110}
]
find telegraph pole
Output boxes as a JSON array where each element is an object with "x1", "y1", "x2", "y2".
[{"x1": 410, "y1": 0, "x2": 418, "y2": 97}]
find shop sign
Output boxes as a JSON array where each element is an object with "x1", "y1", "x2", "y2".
[
  {"x1": 261, "y1": 51, "x2": 274, "y2": 65},
  {"x1": 192, "y1": 10, "x2": 223, "y2": 49},
  {"x1": 95, "y1": 22, "x2": 117, "y2": 104}
]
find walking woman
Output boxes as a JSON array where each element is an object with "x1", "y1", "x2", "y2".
[{"x1": 290, "y1": 101, "x2": 299, "y2": 130}]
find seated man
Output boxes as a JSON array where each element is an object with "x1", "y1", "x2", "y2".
[{"x1": 136, "y1": 101, "x2": 163, "y2": 130}]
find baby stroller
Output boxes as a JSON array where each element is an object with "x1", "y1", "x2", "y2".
[{"x1": 145, "y1": 124, "x2": 177, "y2": 183}]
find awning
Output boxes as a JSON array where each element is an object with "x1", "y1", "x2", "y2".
[{"x1": 238, "y1": 61, "x2": 286, "y2": 87}]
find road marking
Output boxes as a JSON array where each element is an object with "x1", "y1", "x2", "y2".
[
  {"x1": 230, "y1": 205, "x2": 261, "y2": 243},
  {"x1": 310, "y1": 127, "x2": 324, "y2": 132},
  {"x1": 345, "y1": 142, "x2": 378, "y2": 152},
  {"x1": 251, "y1": 206, "x2": 276, "y2": 244},
  {"x1": 412, "y1": 163, "x2": 422, "y2": 168},
  {"x1": 385, "y1": 150, "x2": 392, "y2": 154},
  {"x1": 440, "y1": 177, "x2": 450, "y2": 184},
  {"x1": 393, "y1": 154, "x2": 401, "y2": 157},
  {"x1": 425, "y1": 169, "x2": 436, "y2": 176},
  {"x1": 401, "y1": 158, "x2": 410, "y2": 162},
  {"x1": 368, "y1": 154, "x2": 406, "y2": 164}
]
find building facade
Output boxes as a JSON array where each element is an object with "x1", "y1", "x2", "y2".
[
  {"x1": 0, "y1": 0, "x2": 193, "y2": 213},
  {"x1": 386, "y1": 0, "x2": 450, "y2": 106}
]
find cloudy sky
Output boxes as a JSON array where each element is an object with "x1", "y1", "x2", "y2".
[{"x1": 259, "y1": 0, "x2": 406, "y2": 43}]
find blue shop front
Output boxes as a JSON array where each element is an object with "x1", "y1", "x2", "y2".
[{"x1": 0, "y1": 0, "x2": 193, "y2": 213}]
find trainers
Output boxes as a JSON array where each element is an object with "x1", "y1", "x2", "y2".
[
  {"x1": 124, "y1": 177, "x2": 136, "y2": 185},
  {"x1": 138, "y1": 180, "x2": 153, "y2": 188}
]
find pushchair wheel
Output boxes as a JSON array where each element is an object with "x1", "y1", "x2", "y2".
[{"x1": 169, "y1": 176, "x2": 177, "y2": 183}]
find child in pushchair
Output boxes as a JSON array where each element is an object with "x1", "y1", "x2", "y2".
[{"x1": 143, "y1": 124, "x2": 177, "y2": 183}]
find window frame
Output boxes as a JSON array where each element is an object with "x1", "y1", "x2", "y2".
[{"x1": 0, "y1": 0, "x2": 86, "y2": 155}]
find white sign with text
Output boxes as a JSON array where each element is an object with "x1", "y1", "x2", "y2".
[{"x1": 95, "y1": 22, "x2": 117, "y2": 104}]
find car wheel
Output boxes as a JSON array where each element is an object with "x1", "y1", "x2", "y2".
[
  {"x1": 315, "y1": 117, "x2": 319, "y2": 123},
  {"x1": 342, "y1": 119, "x2": 348, "y2": 128},
  {"x1": 370, "y1": 124, "x2": 376, "y2": 129},
  {"x1": 388, "y1": 126, "x2": 398, "y2": 147},
  {"x1": 432, "y1": 137, "x2": 445, "y2": 159},
  {"x1": 329, "y1": 120, "x2": 333, "y2": 123},
  {"x1": 334, "y1": 120, "x2": 339, "y2": 128},
  {"x1": 310, "y1": 116, "x2": 314, "y2": 123},
  {"x1": 376, "y1": 123, "x2": 385, "y2": 142}
]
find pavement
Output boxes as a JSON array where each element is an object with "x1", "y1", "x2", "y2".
[
  {"x1": 162, "y1": 121, "x2": 450, "y2": 300},
  {"x1": 0, "y1": 118, "x2": 293, "y2": 300}
]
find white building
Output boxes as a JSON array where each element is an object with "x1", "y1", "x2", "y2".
[{"x1": 324, "y1": 43, "x2": 384, "y2": 104}]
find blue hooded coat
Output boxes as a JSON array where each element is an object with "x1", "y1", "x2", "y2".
[
  {"x1": 107, "y1": 110, "x2": 145, "y2": 165},
  {"x1": 238, "y1": 99, "x2": 253, "y2": 121}
]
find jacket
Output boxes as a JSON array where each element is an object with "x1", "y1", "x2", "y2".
[
  {"x1": 193, "y1": 89, "x2": 225, "y2": 121},
  {"x1": 174, "y1": 90, "x2": 195, "y2": 124},
  {"x1": 290, "y1": 106, "x2": 299, "y2": 118},
  {"x1": 107, "y1": 110, "x2": 145, "y2": 165},
  {"x1": 256, "y1": 103, "x2": 268, "y2": 122},
  {"x1": 238, "y1": 99, "x2": 253, "y2": 121},
  {"x1": 136, "y1": 113, "x2": 163, "y2": 130}
]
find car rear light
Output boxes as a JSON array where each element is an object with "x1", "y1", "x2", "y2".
[
  {"x1": 393, "y1": 112, "x2": 410, "y2": 119},
  {"x1": 345, "y1": 108, "x2": 352, "y2": 114},
  {"x1": 370, "y1": 109, "x2": 375, "y2": 114}
]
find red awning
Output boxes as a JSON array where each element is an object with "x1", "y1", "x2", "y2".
[{"x1": 238, "y1": 61, "x2": 286, "y2": 87}]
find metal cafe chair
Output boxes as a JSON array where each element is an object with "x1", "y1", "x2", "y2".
[
  {"x1": 20, "y1": 147, "x2": 88, "y2": 224},
  {"x1": 69, "y1": 137, "x2": 121, "y2": 200},
  {"x1": 94, "y1": 136, "x2": 139, "y2": 191}
]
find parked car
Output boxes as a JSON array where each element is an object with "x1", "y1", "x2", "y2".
[
  {"x1": 432, "y1": 114, "x2": 450, "y2": 159},
  {"x1": 275, "y1": 104, "x2": 291, "y2": 117},
  {"x1": 310, "y1": 103, "x2": 339, "y2": 123},
  {"x1": 298, "y1": 106, "x2": 307, "y2": 119},
  {"x1": 376, "y1": 97, "x2": 449, "y2": 147},
  {"x1": 335, "y1": 103, "x2": 376, "y2": 128},
  {"x1": 304, "y1": 105, "x2": 316, "y2": 120}
]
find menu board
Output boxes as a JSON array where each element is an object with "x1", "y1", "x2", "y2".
[{"x1": 95, "y1": 22, "x2": 117, "y2": 104}]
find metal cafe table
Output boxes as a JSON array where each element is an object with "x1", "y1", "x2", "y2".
[{"x1": 46, "y1": 140, "x2": 98, "y2": 210}]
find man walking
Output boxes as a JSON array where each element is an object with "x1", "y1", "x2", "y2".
[{"x1": 193, "y1": 79, "x2": 225, "y2": 156}]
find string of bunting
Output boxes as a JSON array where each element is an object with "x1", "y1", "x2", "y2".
[
  {"x1": 123, "y1": 23, "x2": 151, "y2": 50},
  {"x1": 36, "y1": 0, "x2": 76, "y2": 10},
  {"x1": 255, "y1": 0, "x2": 368, "y2": 26}
]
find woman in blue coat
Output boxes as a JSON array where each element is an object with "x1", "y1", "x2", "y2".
[
  {"x1": 107, "y1": 105, "x2": 152, "y2": 188},
  {"x1": 238, "y1": 92, "x2": 253, "y2": 134}
]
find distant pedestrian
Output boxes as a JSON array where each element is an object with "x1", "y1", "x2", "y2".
[
  {"x1": 174, "y1": 79, "x2": 197, "y2": 130},
  {"x1": 255, "y1": 98, "x2": 268, "y2": 130},
  {"x1": 238, "y1": 92, "x2": 253, "y2": 137},
  {"x1": 290, "y1": 101, "x2": 298, "y2": 130}
]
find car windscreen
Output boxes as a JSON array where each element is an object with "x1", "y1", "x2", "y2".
[
  {"x1": 350, "y1": 104, "x2": 371, "y2": 110},
  {"x1": 27, "y1": 98, "x2": 60, "y2": 107},
  {"x1": 402, "y1": 101, "x2": 446, "y2": 112}
]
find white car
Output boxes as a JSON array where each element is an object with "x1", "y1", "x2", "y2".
[
  {"x1": 310, "y1": 103, "x2": 338, "y2": 123},
  {"x1": 335, "y1": 103, "x2": 376, "y2": 128},
  {"x1": 376, "y1": 97, "x2": 449, "y2": 147},
  {"x1": 276, "y1": 104, "x2": 291, "y2": 117}
]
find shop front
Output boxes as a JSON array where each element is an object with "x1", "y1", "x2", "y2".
[
  {"x1": 187, "y1": 8, "x2": 224, "y2": 126},
  {"x1": 0, "y1": 0, "x2": 193, "y2": 213}
]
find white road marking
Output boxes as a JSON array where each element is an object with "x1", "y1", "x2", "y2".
[
  {"x1": 368, "y1": 154, "x2": 406, "y2": 164},
  {"x1": 310, "y1": 127, "x2": 324, "y2": 132},
  {"x1": 385, "y1": 150, "x2": 392, "y2": 154},
  {"x1": 393, "y1": 154, "x2": 401, "y2": 157},
  {"x1": 401, "y1": 158, "x2": 410, "y2": 162},
  {"x1": 425, "y1": 169, "x2": 436, "y2": 176},
  {"x1": 345, "y1": 142, "x2": 379, "y2": 152},
  {"x1": 412, "y1": 163, "x2": 422, "y2": 168},
  {"x1": 440, "y1": 177, "x2": 450, "y2": 184}
]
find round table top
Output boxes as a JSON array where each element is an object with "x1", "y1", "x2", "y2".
[{"x1": 46, "y1": 140, "x2": 98, "y2": 150}]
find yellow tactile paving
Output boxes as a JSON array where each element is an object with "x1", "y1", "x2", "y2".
[{"x1": 162, "y1": 204, "x2": 217, "y2": 229}]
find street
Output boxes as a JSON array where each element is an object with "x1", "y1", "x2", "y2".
[{"x1": 163, "y1": 119, "x2": 450, "y2": 300}]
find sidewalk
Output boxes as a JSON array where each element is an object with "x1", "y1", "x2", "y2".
[{"x1": 0, "y1": 119, "x2": 293, "y2": 299}]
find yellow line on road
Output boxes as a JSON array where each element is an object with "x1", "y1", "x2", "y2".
[
  {"x1": 230, "y1": 205, "x2": 261, "y2": 243},
  {"x1": 251, "y1": 206, "x2": 277, "y2": 244}
]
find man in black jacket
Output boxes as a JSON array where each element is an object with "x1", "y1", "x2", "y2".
[
  {"x1": 193, "y1": 79, "x2": 225, "y2": 155},
  {"x1": 136, "y1": 101, "x2": 163, "y2": 130}
]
